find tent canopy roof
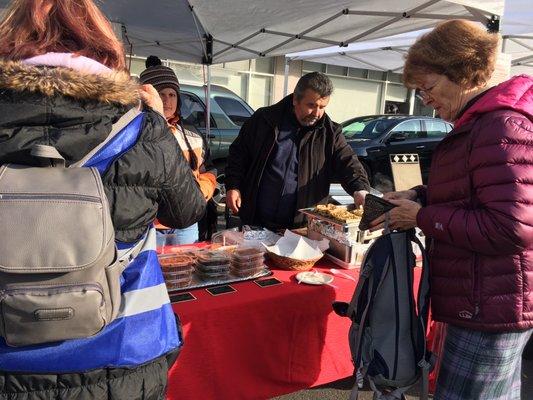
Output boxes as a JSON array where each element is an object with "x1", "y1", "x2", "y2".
[
  {"x1": 288, "y1": 0, "x2": 531, "y2": 74},
  {"x1": 3, "y1": 0, "x2": 494, "y2": 65}
]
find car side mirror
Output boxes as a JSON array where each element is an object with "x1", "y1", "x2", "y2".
[{"x1": 387, "y1": 132, "x2": 407, "y2": 143}]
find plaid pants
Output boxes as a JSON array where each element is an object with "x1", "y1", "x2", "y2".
[{"x1": 435, "y1": 325, "x2": 533, "y2": 400}]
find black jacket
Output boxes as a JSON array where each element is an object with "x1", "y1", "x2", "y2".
[
  {"x1": 0, "y1": 60, "x2": 206, "y2": 242},
  {"x1": 225, "y1": 94, "x2": 370, "y2": 227}
]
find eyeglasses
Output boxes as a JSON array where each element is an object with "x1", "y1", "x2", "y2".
[{"x1": 416, "y1": 74, "x2": 446, "y2": 102}]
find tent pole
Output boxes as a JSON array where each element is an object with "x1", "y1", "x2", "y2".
[
  {"x1": 206, "y1": 65, "x2": 211, "y2": 138},
  {"x1": 502, "y1": 37, "x2": 507, "y2": 53},
  {"x1": 283, "y1": 57, "x2": 290, "y2": 97},
  {"x1": 380, "y1": 81, "x2": 387, "y2": 114},
  {"x1": 408, "y1": 89, "x2": 415, "y2": 115}
]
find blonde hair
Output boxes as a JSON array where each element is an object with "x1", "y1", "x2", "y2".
[{"x1": 403, "y1": 19, "x2": 499, "y2": 89}]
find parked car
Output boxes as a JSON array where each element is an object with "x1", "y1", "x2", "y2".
[
  {"x1": 178, "y1": 83, "x2": 254, "y2": 212},
  {"x1": 341, "y1": 114, "x2": 453, "y2": 191},
  {"x1": 179, "y1": 83, "x2": 254, "y2": 165}
]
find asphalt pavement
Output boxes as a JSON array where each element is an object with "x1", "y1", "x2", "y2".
[{"x1": 272, "y1": 358, "x2": 533, "y2": 400}]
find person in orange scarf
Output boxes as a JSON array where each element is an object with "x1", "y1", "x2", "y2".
[{"x1": 140, "y1": 56, "x2": 216, "y2": 244}]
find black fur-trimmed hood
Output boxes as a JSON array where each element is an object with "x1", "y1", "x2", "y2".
[{"x1": 0, "y1": 59, "x2": 139, "y2": 105}]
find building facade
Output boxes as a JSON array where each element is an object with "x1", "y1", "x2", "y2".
[{"x1": 128, "y1": 55, "x2": 433, "y2": 123}]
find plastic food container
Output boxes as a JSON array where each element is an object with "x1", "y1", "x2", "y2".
[
  {"x1": 196, "y1": 270, "x2": 230, "y2": 281},
  {"x1": 230, "y1": 264, "x2": 264, "y2": 278},
  {"x1": 231, "y1": 256, "x2": 264, "y2": 269},
  {"x1": 163, "y1": 269, "x2": 193, "y2": 281},
  {"x1": 195, "y1": 262, "x2": 230, "y2": 275},
  {"x1": 232, "y1": 247, "x2": 265, "y2": 263},
  {"x1": 165, "y1": 275, "x2": 193, "y2": 290},
  {"x1": 196, "y1": 251, "x2": 231, "y2": 266},
  {"x1": 158, "y1": 254, "x2": 194, "y2": 272}
]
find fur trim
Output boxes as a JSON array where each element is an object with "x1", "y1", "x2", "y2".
[{"x1": 0, "y1": 59, "x2": 139, "y2": 106}]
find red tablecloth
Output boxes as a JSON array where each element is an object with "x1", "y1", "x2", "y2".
[{"x1": 166, "y1": 257, "x2": 423, "y2": 400}]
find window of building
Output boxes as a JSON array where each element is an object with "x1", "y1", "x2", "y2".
[
  {"x1": 223, "y1": 60, "x2": 250, "y2": 71},
  {"x1": 302, "y1": 61, "x2": 326, "y2": 72},
  {"x1": 252, "y1": 58, "x2": 275, "y2": 74},
  {"x1": 214, "y1": 96, "x2": 252, "y2": 126},
  {"x1": 348, "y1": 68, "x2": 366, "y2": 78},
  {"x1": 368, "y1": 69, "x2": 386, "y2": 81},
  {"x1": 386, "y1": 71, "x2": 403, "y2": 83},
  {"x1": 326, "y1": 64, "x2": 348, "y2": 76}
]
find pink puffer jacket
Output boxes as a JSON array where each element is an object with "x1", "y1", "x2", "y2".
[{"x1": 417, "y1": 75, "x2": 533, "y2": 332}]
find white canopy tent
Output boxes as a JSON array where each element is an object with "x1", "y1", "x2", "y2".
[
  {"x1": 102, "y1": 0, "x2": 503, "y2": 64},
  {"x1": 288, "y1": 0, "x2": 530, "y2": 76},
  {"x1": 0, "y1": 0, "x2": 504, "y2": 133},
  {"x1": 0, "y1": 0, "x2": 503, "y2": 65}
]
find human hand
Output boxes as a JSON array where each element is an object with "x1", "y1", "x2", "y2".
[
  {"x1": 226, "y1": 189, "x2": 242, "y2": 214},
  {"x1": 383, "y1": 190, "x2": 417, "y2": 201},
  {"x1": 353, "y1": 190, "x2": 368, "y2": 207},
  {"x1": 369, "y1": 199, "x2": 421, "y2": 231},
  {"x1": 139, "y1": 84, "x2": 165, "y2": 116}
]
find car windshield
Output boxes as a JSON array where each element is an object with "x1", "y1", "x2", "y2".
[{"x1": 342, "y1": 117, "x2": 398, "y2": 140}]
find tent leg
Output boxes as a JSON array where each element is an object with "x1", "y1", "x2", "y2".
[
  {"x1": 408, "y1": 89, "x2": 416, "y2": 115},
  {"x1": 206, "y1": 65, "x2": 211, "y2": 139},
  {"x1": 283, "y1": 57, "x2": 290, "y2": 97},
  {"x1": 380, "y1": 81, "x2": 387, "y2": 114}
]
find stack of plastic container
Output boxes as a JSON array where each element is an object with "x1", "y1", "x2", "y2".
[
  {"x1": 230, "y1": 247, "x2": 265, "y2": 277},
  {"x1": 158, "y1": 254, "x2": 195, "y2": 290},
  {"x1": 195, "y1": 250, "x2": 231, "y2": 281}
]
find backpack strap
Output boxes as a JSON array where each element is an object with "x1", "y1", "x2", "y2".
[
  {"x1": 70, "y1": 108, "x2": 141, "y2": 168},
  {"x1": 30, "y1": 144, "x2": 66, "y2": 167},
  {"x1": 411, "y1": 231, "x2": 431, "y2": 400}
]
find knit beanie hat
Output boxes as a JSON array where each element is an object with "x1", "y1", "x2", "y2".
[{"x1": 139, "y1": 56, "x2": 180, "y2": 94}]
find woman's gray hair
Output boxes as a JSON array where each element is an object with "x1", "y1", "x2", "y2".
[{"x1": 294, "y1": 72, "x2": 334, "y2": 101}]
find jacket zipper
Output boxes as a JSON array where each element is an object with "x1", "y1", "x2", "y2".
[
  {"x1": 0, "y1": 193, "x2": 100, "y2": 202},
  {"x1": 472, "y1": 253, "x2": 480, "y2": 317},
  {"x1": 256, "y1": 126, "x2": 279, "y2": 188}
]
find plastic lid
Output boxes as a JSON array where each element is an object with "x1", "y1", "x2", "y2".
[
  {"x1": 231, "y1": 257, "x2": 264, "y2": 269},
  {"x1": 232, "y1": 247, "x2": 265, "y2": 262},
  {"x1": 197, "y1": 270, "x2": 230, "y2": 280},
  {"x1": 158, "y1": 254, "x2": 194, "y2": 268},
  {"x1": 195, "y1": 262, "x2": 231, "y2": 274},
  {"x1": 163, "y1": 269, "x2": 193, "y2": 279},
  {"x1": 196, "y1": 250, "x2": 231, "y2": 265},
  {"x1": 230, "y1": 265, "x2": 265, "y2": 277}
]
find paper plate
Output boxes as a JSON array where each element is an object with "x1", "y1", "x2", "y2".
[{"x1": 296, "y1": 271, "x2": 334, "y2": 285}]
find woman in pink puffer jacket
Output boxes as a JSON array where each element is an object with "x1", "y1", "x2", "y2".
[{"x1": 370, "y1": 20, "x2": 533, "y2": 400}]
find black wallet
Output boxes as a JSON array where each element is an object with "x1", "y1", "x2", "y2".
[{"x1": 358, "y1": 194, "x2": 397, "y2": 231}]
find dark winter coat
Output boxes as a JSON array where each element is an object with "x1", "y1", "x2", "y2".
[
  {"x1": 0, "y1": 59, "x2": 205, "y2": 398},
  {"x1": 0, "y1": 60, "x2": 206, "y2": 243},
  {"x1": 225, "y1": 94, "x2": 370, "y2": 227},
  {"x1": 416, "y1": 75, "x2": 533, "y2": 332}
]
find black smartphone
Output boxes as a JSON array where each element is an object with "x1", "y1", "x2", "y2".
[
  {"x1": 169, "y1": 292, "x2": 197, "y2": 303},
  {"x1": 359, "y1": 194, "x2": 397, "y2": 230},
  {"x1": 206, "y1": 285, "x2": 236, "y2": 296},
  {"x1": 254, "y1": 277, "x2": 283, "y2": 288}
]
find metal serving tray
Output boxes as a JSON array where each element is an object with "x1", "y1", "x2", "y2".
[
  {"x1": 299, "y1": 206, "x2": 382, "y2": 264},
  {"x1": 298, "y1": 206, "x2": 360, "y2": 233}
]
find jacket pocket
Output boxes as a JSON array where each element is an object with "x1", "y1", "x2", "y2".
[{"x1": 0, "y1": 283, "x2": 106, "y2": 346}]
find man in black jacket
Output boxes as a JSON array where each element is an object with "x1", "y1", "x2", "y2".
[{"x1": 225, "y1": 72, "x2": 370, "y2": 231}]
